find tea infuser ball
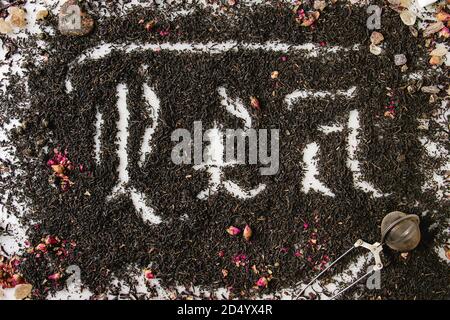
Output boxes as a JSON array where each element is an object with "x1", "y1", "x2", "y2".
[{"x1": 381, "y1": 211, "x2": 421, "y2": 252}]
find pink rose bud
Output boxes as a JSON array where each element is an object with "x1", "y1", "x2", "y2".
[
  {"x1": 250, "y1": 96, "x2": 260, "y2": 110},
  {"x1": 45, "y1": 236, "x2": 59, "y2": 245},
  {"x1": 439, "y1": 27, "x2": 450, "y2": 38},
  {"x1": 256, "y1": 277, "x2": 269, "y2": 288},
  {"x1": 36, "y1": 243, "x2": 47, "y2": 252},
  {"x1": 226, "y1": 226, "x2": 241, "y2": 236},
  {"x1": 48, "y1": 273, "x2": 61, "y2": 281},
  {"x1": 144, "y1": 269, "x2": 155, "y2": 280}
]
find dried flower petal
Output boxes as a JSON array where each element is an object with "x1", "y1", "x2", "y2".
[
  {"x1": 430, "y1": 46, "x2": 448, "y2": 57},
  {"x1": 423, "y1": 21, "x2": 444, "y2": 37},
  {"x1": 313, "y1": 0, "x2": 327, "y2": 11},
  {"x1": 421, "y1": 86, "x2": 440, "y2": 94},
  {"x1": 221, "y1": 269, "x2": 228, "y2": 277},
  {"x1": 271, "y1": 71, "x2": 279, "y2": 79},
  {"x1": 429, "y1": 56, "x2": 442, "y2": 65},
  {"x1": 436, "y1": 11, "x2": 450, "y2": 22},
  {"x1": 48, "y1": 273, "x2": 61, "y2": 281}
]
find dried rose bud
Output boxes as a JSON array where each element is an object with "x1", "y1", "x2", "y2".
[
  {"x1": 243, "y1": 225, "x2": 252, "y2": 241},
  {"x1": 48, "y1": 273, "x2": 61, "y2": 281},
  {"x1": 439, "y1": 27, "x2": 450, "y2": 38},
  {"x1": 384, "y1": 111, "x2": 395, "y2": 119},
  {"x1": 256, "y1": 277, "x2": 269, "y2": 288},
  {"x1": 226, "y1": 226, "x2": 241, "y2": 236},
  {"x1": 145, "y1": 20, "x2": 155, "y2": 31},
  {"x1": 45, "y1": 235, "x2": 59, "y2": 245},
  {"x1": 35, "y1": 243, "x2": 47, "y2": 252},
  {"x1": 218, "y1": 250, "x2": 225, "y2": 257},
  {"x1": 301, "y1": 16, "x2": 316, "y2": 27},
  {"x1": 249, "y1": 96, "x2": 260, "y2": 110},
  {"x1": 294, "y1": 250, "x2": 303, "y2": 257},
  {"x1": 144, "y1": 269, "x2": 155, "y2": 280}
]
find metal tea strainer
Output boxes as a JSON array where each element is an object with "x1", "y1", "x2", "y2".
[{"x1": 296, "y1": 211, "x2": 421, "y2": 300}]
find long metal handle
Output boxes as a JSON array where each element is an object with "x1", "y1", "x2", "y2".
[
  {"x1": 296, "y1": 239, "x2": 384, "y2": 300},
  {"x1": 296, "y1": 244, "x2": 357, "y2": 299}
]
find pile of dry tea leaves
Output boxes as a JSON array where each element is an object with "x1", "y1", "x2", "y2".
[{"x1": 0, "y1": 0, "x2": 449, "y2": 299}]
